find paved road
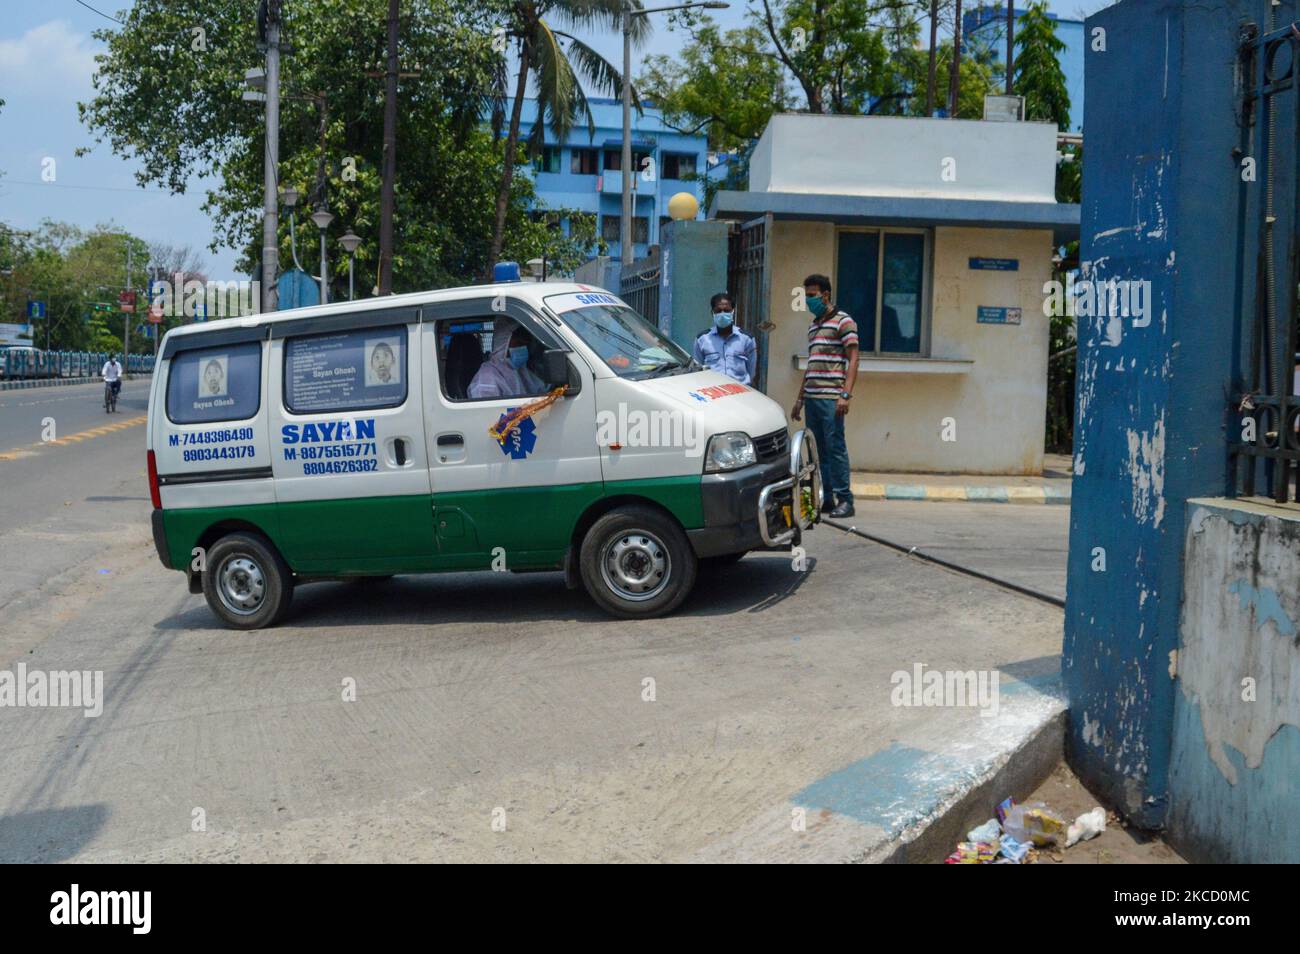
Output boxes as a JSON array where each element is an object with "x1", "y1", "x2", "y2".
[
  {"x1": 836, "y1": 500, "x2": 1070, "y2": 601},
  {"x1": 0, "y1": 381, "x2": 1068, "y2": 862}
]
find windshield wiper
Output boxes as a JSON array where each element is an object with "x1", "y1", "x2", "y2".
[{"x1": 640, "y1": 361, "x2": 687, "y2": 378}]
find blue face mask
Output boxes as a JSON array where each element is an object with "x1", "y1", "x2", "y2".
[
  {"x1": 806, "y1": 295, "x2": 827, "y2": 318},
  {"x1": 508, "y1": 345, "x2": 529, "y2": 370},
  {"x1": 713, "y1": 311, "x2": 734, "y2": 330}
]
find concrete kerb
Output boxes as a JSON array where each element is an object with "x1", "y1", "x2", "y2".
[
  {"x1": 0, "y1": 374, "x2": 152, "y2": 391},
  {"x1": 879, "y1": 709, "x2": 1067, "y2": 863},
  {"x1": 853, "y1": 480, "x2": 1071, "y2": 506}
]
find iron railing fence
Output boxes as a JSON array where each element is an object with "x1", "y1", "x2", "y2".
[
  {"x1": 727, "y1": 213, "x2": 772, "y2": 393},
  {"x1": 1230, "y1": 20, "x2": 1300, "y2": 503},
  {"x1": 0, "y1": 349, "x2": 155, "y2": 380},
  {"x1": 619, "y1": 247, "x2": 661, "y2": 332}
]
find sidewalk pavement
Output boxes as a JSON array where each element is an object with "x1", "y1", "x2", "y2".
[{"x1": 852, "y1": 453, "x2": 1073, "y2": 505}]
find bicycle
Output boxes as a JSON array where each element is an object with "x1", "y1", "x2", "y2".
[{"x1": 104, "y1": 378, "x2": 119, "y2": 413}]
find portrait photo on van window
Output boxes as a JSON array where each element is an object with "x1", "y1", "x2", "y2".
[
  {"x1": 166, "y1": 341, "x2": 261, "y2": 425},
  {"x1": 365, "y1": 336, "x2": 401, "y2": 387},
  {"x1": 285, "y1": 325, "x2": 407, "y2": 413},
  {"x1": 200, "y1": 355, "x2": 228, "y2": 398}
]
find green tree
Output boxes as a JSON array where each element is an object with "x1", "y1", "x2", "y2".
[
  {"x1": 79, "y1": 0, "x2": 571, "y2": 294},
  {"x1": 487, "y1": 0, "x2": 645, "y2": 273},
  {"x1": 1, "y1": 222, "x2": 150, "y2": 353},
  {"x1": 756, "y1": 0, "x2": 924, "y2": 114},
  {"x1": 1012, "y1": 1, "x2": 1070, "y2": 130},
  {"x1": 639, "y1": 3, "x2": 941, "y2": 161},
  {"x1": 640, "y1": 22, "x2": 789, "y2": 151}
]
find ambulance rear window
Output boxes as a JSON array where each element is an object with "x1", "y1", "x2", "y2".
[
  {"x1": 284, "y1": 325, "x2": 408, "y2": 414},
  {"x1": 165, "y1": 341, "x2": 262, "y2": 424}
]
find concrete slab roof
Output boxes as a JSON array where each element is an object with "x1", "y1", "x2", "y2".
[{"x1": 709, "y1": 190, "x2": 1081, "y2": 245}]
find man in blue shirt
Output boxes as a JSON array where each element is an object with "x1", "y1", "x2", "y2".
[{"x1": 693, "y1": 293, "x2": 757, "y2": 385}]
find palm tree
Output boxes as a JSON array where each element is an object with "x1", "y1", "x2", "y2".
[{"x1": 487, "y1": 0, "x2": 648, "y2": 274}]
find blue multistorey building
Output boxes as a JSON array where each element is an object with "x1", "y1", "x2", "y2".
[
  {"x1": 503, "y1": 97, "x2": 709, "y2": 263},
  {"x1": 963, "y1": 5, "x2": 1085, "y2": 132}
]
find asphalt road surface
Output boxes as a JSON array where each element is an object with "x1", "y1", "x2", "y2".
[{"x1": 0, "y1": 379, "x2": 1068, "y2": 862}]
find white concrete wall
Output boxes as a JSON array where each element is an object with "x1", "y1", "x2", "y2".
[
  {"x1": 1169, "y1": 499, "x2": 1300, "y2": 862},
  {"x1": 749, "y1": 114, "x2": 1059, "y2": 203},
  {"x1": 763, "y1": 222, "x2": 1052, "y2": 474}
]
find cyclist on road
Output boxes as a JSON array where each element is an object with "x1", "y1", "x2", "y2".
[{"x1": 102, "y1": 354, "x2": 123, "y2": 410}]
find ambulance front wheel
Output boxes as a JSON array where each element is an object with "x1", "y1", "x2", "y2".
[
  {"x1": 202, "y1": 532, "x2": 294, "y2": 630},
  {"x1": 580, "y1": 506, "x2": 698, "y2": 618}
]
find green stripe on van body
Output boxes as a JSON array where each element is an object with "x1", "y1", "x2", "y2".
[
  {"x1": 277, "y1": 493, "x2": 435, "y2": 572},
  {"x1": 429, "y1": 474, "x2": 702, "y2": 558},
  {"x1": 162, "y1": 503, "x2": 281, "y2": 572},
  {"x1": 160, "y1": 474, "x2": 704, "y2": 576},
  {"x1": 432, "y1": 481, "x2": 604, "y2": 558},
  {"x1": 602, "y1": 474, "x2": 705, "y2": 528}
]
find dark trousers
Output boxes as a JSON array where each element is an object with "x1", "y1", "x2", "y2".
[{"x1": 803, "y1": 397, "x2": 852, "y2": 504}]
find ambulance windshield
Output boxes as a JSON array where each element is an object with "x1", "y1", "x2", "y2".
[{"x1": 548, "y1": 296, "x2": 693, "y2": 380}]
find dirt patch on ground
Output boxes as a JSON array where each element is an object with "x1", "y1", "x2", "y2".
[{"x1": 1022, "y1": 761, "x2": 1185, "y2": 864}]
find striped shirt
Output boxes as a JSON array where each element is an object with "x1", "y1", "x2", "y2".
[{"x1": 803, "y1": 310, "x2": 858, "y2": 397}]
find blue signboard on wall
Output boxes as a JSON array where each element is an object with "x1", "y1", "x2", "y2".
[
  {"x1": 969, "y1": 257, "x2": 1019, "y2": 271},
  {"x1": 977, "y1": 306, "x2": 1022, "y2": 325}
]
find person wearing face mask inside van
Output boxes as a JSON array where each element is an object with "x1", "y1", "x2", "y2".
[
  {"x1": 692, "y1": 292, "x2": 757, "y2": 385},
  {"x1": 467, "y1": 317, "x2": 547, "y2": 399}
]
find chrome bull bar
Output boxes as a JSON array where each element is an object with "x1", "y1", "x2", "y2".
[{"x1": 756, "y1": 428, "x2": 822, "y2": 547}]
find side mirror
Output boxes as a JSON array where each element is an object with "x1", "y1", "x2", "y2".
[{"x1": 541, "y1": 348, "x2": 580, "y2": 395}]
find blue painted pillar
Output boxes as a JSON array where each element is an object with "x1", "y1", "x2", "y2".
[
  {"x1": 1063, "y1": 0, "x2": 1295, "y2": 826},
  {"x1": 658, "y1": 219, "x2": 730, "y2": 353}
]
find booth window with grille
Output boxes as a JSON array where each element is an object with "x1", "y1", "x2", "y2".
[{"x1": 834, "y1": 230, "x2": 928, "y2": 355}]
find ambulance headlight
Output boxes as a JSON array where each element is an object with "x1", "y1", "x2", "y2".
[{"x1": 704, "y1": 432, "x2": 756, "y2": 473}]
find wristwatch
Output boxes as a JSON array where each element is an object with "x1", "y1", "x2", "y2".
[{"x1": 840, "y1": 391, "x2": 852, "y2": 400}]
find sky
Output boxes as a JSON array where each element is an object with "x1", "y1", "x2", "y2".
[{"x1": 0, "y1": 0, "x2": 1114, "y2": 283}]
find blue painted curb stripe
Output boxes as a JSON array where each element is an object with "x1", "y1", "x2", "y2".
[
  {"x1": 884, "y1": 483, "x2": 926, "y2": 500},
  {"x1": 856, "y1": 483, "x2": 1072, "y2": 504}
]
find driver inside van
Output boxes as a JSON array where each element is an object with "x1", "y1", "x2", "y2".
[{"x1": 467, "y1": 317, "x2": 547, "y2": 400}]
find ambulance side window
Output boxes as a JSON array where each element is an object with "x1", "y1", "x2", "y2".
[
  {"x1": 438, "y1": 318, "x2": 493, "y2": 401},
  {"x1": 166, "y1": 341, "x2": 262, "y2": 424},
  {"x1": 283, "y1": 325, "x2": 408, "y2": 414}
]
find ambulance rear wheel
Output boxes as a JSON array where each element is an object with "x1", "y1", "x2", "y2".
[
  {"x1": 580, "y1": 506, "x2": 697, "y2": 618},
  {"x1": 202, "y1": 532, "x2": 294, "y2": 630}
]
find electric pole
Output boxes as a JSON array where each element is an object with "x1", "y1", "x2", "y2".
[
  {"x1": 926, "y1": 0, "x2": 938, "y2": 116},
  {"x1": 949, "y1": 0, "x2": 962, "y2": 117},
  {"x1": 260, "y1": 0, "x2": 282, "y2": 312},
  {"x1": 124, "y1": 241, "x2": 131, "y2": 378},
  {"x1": 379, "y1": 0, "x2": 398, "y2": 295},
  {"x1": 1006, "y1": 1, "x2": 1015, "y2": 94}
]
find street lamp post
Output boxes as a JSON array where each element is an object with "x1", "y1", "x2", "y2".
[
  {"x1": 281, "y1": 186, "x2": 305, "y2": 273},
  {"x1": 339, "y1": 230, "x2": 362, "y2": 301},
  {"x1": 620, "y1": 1, "x2": 729, "y2": 268},
  {"x1": 310, "y1": 207, "x2": 334, "y2": 304}
]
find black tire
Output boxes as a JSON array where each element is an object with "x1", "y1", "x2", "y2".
[
  {"x1": 702, "y1": 550, "x2": 747, "y2": 567},
  {"x1": 579, "y1": 505, "x2": 697, "y2": 618},
  {"x1": 201, "y1": 532, "x2": 294, "y2": 630}
]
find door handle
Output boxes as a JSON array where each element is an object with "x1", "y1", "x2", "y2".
[
  {"x1": 385, "y1": 436, "x2": 412, "y2": 467},
  {"x1": 437, "y1": 434, "x2": 464, "y2": 447}
]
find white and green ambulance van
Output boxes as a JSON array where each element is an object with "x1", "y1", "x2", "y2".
[{"x1": 146, "y1": 281, "x2": 820, "y2": 629}]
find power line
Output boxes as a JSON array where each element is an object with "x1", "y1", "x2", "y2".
[
  {"x1": 72, "y1": 0, "x2": 124, "y2": 25},
  {"x1": 0, "y1": 179, "x2": 172, "y2": 195}
]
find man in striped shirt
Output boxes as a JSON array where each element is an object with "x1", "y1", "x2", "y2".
[{"x1": 792, "y1": 274, "x2": 858, "y2": 518}]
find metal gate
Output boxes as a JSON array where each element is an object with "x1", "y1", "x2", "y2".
[
  {"x1": 619, "y1": 247, "x2": 661, "y2": 330},
  {"x1": 1231, "y1": 19, "x2": 1300, "y2": 503},
  {"x1": 727, "y1": 213, "x2": 773, "y2": 393}
]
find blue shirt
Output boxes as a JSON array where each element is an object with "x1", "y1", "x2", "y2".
[{"x1": 693, "y1": 327, "x2": 757, "y2": 385}]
